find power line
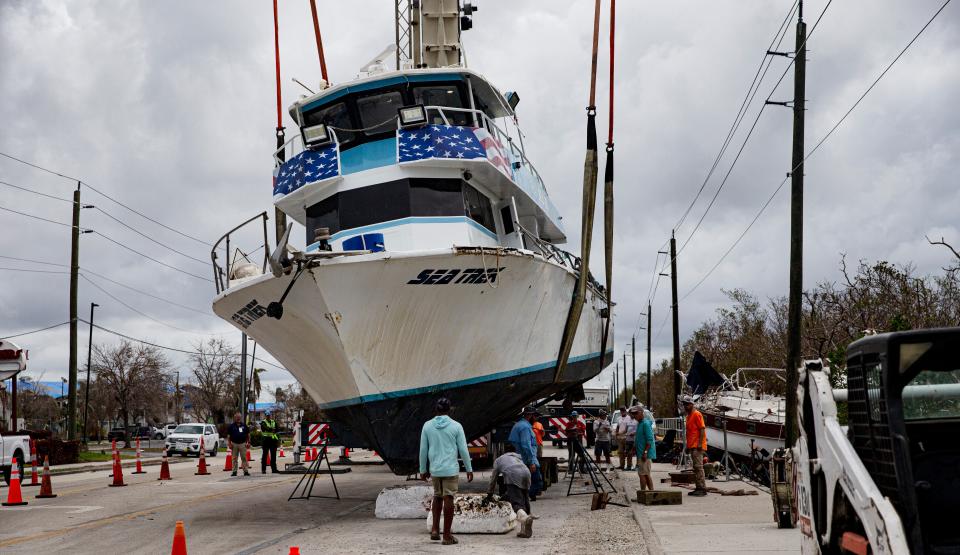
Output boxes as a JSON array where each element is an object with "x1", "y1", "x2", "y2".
[
  {"x1": 80, "y1": 269, "x2": 214, "y2": 316},
  {"x1": 679, "y1": 0, "x2": 951, "y2": 302},
  {"x1": 673, "y1": 0, "x2": 799, "y2": 233},
  {"x1": 0, "y1": 203, "x2": 90, "y2": 231},
  {"x1": 79, "y1": 273, "x2": 227, "y2": 335},
  {"x1": 0, "y1": 266, "x2": 69, "y2": 275},
  {"x1": 804, "y1": 0, "x2": 953, "y2": 162},
  {"x1": 0, "y1": 254, "x2": 68, "y2": 267},
  {"x1": 0, "y1": 321, "x2": 70, "y2": 340},
  {"x1": 0, "y1": 202, "x2": 210, "y2": 281},
  {"x1": 0, "y1": 180, "x2": 72, "y2": 203},
  {"x1": 0, "y1": 150, "x2": 213, "y2": 247},
  {"x1": 93, "y1": 231, "x2": 211, "y2": 282},
  {"x1": 78, "y1": 317, "x2": 288, "y2": 371},
  {"x1": 92, "y1": 207, "x2": 209, "y2": 266},
  {"x1": 675, "y1": 0, "x2": 834, "y2": 261},
  {"x1": 81, "y1": 182, "x2": 213, "y2": 247}
]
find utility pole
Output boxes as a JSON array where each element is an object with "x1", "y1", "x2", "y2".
[
  {"x1": 784, "y1": 2, "x2": 807, "y2": 449},
  {"x1": 82, "y1": 302, "x2": 98, "y2": 443},
  {"x1": 622, "y1": 352, "x2": 628, "y2": 406},
  {"x1": 240, "y1": 333, "x2": 248, "y2": 423},
  {"x1": 174, "y1": 371, "x2": 181, "y2": 423},
  {"x1": 669, "y1": 231, "x2": 681, "y2": 416},
  {"x1": 631, "y1": 335, "x2": 636, "y2": 405},
  {"x1": 646, "y1": 302, "x2": 652, "y2": 408},
  {"x1": 67, "y1": 182, "x2": 81, "y2": 440},
  {"x1": 613, "y1": 360, "x2": 620, "y2": 405}
]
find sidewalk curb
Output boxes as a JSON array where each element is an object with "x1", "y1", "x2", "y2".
[
  {"x1": 613, "y1": 470, "x2": 664, "y2": 555},
  {"x1": 48, "y1": 457, "x2": 193, "y2": 477}
]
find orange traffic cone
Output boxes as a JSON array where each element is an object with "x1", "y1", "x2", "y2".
[
  {"x1": 158, "y1": 454, "x2": 172, "y2": 481},
  {"x1": 36, "y1": 456, "x2": 57, "y2": 498},
  {"x1": 265, "y1": 450, "x2": 272, "y2": 467},
  {"x1": 170, "y1": 520, "x2": 187, "y2": 555},
  {"x1": 223, "y1": 448, "x2": 233, "y2": 472},
  {"x1": 195, "y1": 438, "x2": 210, "y2": 475},
  {"x1": 109, "y1": 439, "x2": 119, "y2": 477},
  {"x1": 304, "y1": 447, "x2": 312, "y2": 463},
  {"x1": 109, "y1": 453, "x2": 127, "y2": 487},
  {"x1": 313, "y1": 447, "x2": 319, "y2": 460},
  {"x1": 2, "y1": 457, "x2": 27, "y2": 506},
  {"x1": 279, "y1": 446, "x2": 286, "y2": 458},
  {"x1": 289, "y1": 548, "x2": 301, "y2": 555},
  {"x1": 133, "y1": 438, "x2": 147, "y2": 474},
  {"x1": 25, "y1": 439, "x2": 40, "y2": 487},
  {"x1": 247, "y1": 448, "x2": 254, "y2": 463}
]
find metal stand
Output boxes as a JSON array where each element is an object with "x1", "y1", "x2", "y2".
[
  {"x1": 288, "y1": 440, "x2": 340, "y2": 501},
  {"x1": 718, "y1": 417, "x2": 741, "y2": 482},
  {"x1": 566, "y1": 438, "x2": 627, "y2": 507}
]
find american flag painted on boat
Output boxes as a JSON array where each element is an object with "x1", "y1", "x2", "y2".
[
  {"x1": 273, "y1": 142, "x2": 340, "y2": 197},
  {"x1": 306, "y1": 423, "x2": 330, "y2": 445},
  {"x1": 472, "y1": 127, "x2": 514, "y2": 178},
  {"x1": 397, "y1": 125, "x2": 486, "y2": 163}
]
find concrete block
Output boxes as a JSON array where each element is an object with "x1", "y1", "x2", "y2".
[
  {"x1": 637, "y1": 490, "x2": 682, "y2": 505},
  {"x1": 423, "y1": 494, "x2": 516, "y2": 534},
  {"x1": 374, "y1": 485, "x2": 433, "y2": 519},
  {"x1": 669, "y1": 471, "x2": 695, "y2": 484}
]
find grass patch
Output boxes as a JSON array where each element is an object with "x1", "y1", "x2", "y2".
[{"x1": 78, "y1": 451, "x2": 133, "y2": 463}]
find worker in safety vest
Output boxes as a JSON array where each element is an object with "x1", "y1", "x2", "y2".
[{"x1": 260, "y1": 410, "x2": 280, "y2": 473}]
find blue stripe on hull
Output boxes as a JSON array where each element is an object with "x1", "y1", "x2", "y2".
[{"x1": 318, "y1": 349, "x2": 613, "y2": 409}]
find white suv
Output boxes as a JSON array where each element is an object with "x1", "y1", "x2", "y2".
[{"x1": 165, "y1": 423, "x2": 219, "y2": 457}]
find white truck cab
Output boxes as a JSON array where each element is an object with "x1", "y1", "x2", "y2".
[{"x1": 1, "y1": 340, "x2": 33, "y2": 484}]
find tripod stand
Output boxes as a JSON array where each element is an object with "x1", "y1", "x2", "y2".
[
  {"x1": 566, "y1": 437, "x2": 627, "y2": 507},
  {"x1": 717, "y1": 414, "x2": 741, "y2": 482}
]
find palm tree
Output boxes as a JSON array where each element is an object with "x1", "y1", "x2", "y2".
[{"x1": 251, "y1": 368, "x2": 267, "y2": 404}]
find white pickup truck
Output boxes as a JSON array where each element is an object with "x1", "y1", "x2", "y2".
[{"x1": 1, "y1": 339, "x2": 33, "y2": 484}]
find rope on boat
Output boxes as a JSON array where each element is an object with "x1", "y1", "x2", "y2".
[{"x1": 554, "y1": 0, "x2": 604, "y2": 384}]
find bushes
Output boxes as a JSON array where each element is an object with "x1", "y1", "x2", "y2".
[
  {"x1": 36, "y1": 438, "x2": 81, "y2": 465},
  {"x1": 249, "y1": 429, "x2": 263, "y2": 447}
]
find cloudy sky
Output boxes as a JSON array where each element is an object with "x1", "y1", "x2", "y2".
[{"x1": 1, "y1": 0, "x2": 957, "y2": 402}]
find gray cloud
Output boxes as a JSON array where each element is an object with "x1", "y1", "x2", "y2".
[{"x1": 1, "y1": 1, "x2": 957, "y2": 398}]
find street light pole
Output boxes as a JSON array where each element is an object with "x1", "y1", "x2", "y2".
[{"x1": 82, "y1": 302, "x2": 98, "y2": 443}]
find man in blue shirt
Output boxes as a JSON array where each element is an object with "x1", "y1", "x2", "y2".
[
  {"x1": 508, "y1": 406, "x2": 542, "y2": 500},
  {"x1": 634, "y1": 406, "x2": 657, "y2": 491}
]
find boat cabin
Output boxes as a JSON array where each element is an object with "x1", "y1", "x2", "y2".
[{"x1": 272, "y1": 68, "x2": 564, "y2": 254}]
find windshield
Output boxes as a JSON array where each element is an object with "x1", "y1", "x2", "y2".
[
  {"x1": 903, "y1": 368, "x2": 960, "y2": 420},
  {"x1": 174, "y1": 425, "x2": 204, "y2": 435}
]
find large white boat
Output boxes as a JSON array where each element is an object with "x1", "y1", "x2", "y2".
[
  {"x1": 697, "y1": 367, "x2": 786, "y2": 460},
  {"x1": 210, "y1": 2, "x2": 611, "y2": 474}
]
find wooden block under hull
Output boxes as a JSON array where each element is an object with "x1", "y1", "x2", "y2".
[{"x1": 637, "y1": 490, "x2": 682, "y2": 505}]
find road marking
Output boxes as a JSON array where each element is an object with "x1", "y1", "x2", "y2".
[
  {"x1": 0, "y1": 477, "x2": 296, "y2": 548},
  {"x1": 0, "y1": 505, "x2": 102, "y2": 514}
]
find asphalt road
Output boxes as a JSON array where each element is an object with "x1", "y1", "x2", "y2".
[{"x1": 0, "y1": 447, "x2": 647, "y2": 554}]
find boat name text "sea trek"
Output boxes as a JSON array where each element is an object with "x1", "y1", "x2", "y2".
[
  {"x1": 407, "y1": 267, "x2": 507, "y2": 285},
  {"x1": 231, "y1": 299, "x2": 267, "y2": 329}
]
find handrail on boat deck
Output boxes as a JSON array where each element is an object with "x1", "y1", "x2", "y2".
[
  {"x1": 210, "y1": 211, "x2": 271, "y2": 295},
  {"x1": 271, "y1": 105, "x2": 550, "y2": 208}
]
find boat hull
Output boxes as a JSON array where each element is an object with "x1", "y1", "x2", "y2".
[
  {"x1": 703, "y1": 411, "x2": 784, "y2": 459},
  {"x1": 212, "y1": 247, "x2": 611, "y2": 474}
]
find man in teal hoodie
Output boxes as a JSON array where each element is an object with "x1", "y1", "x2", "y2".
[{"x1": 419, "y1": 398, "x2": 473, "y2": 545}]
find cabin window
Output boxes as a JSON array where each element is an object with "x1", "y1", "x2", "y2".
[
  {"x1": 356, "y1": 91, "x2": 403, "y2": 136},
  {"x1": 410, "y1": 179, "x2": 465, "y2": 216},
  {"x1": 463, "y1": 184, "x2": 495, "y2": 233},
  {"x1": 413, "y1": 85, "x2": 471, "y2": 126},
  {"x1": 305, "y1": 178, "x2": 498, "y2": 245},
  {"x1": 500, "y1": 205, "x2": 515, "y2": 235},
  {"x1": 303, "y1": 101, "x2": 356, "y2": 145}
]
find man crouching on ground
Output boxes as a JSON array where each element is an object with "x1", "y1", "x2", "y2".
[
  {"x1": 419, "y1": 397, "x2": 474, "y2": 545},
  {"x1": 485, "y1": 444, "x2": 535, "y2": 538}
]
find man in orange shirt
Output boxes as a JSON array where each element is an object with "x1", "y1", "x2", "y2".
[
  {"x1": 532, "y1": 411, "x2": 545, "y2": 460},
  {"x1": 682, "y1": 396, "x2": 708, "y2": 496}
]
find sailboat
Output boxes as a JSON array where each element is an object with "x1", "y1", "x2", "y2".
[{"x1": 210, "y1": 1, "x2": 612, "y2": 474}]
